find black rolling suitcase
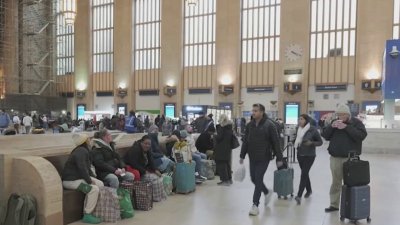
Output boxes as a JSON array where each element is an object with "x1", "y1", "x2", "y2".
[
  {"x1": 340, "y1": 185, "x2": 371, "y2": 223},
  {"x1": 343, "y1": 152, "x2": 370, "y2": 187}
]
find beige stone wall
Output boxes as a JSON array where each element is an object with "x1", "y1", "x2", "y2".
[{"x1": 44, "y1": 0, "x2": 394, "y2": 116}]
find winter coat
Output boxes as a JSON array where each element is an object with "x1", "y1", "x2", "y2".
[
  {"x1": 91, "y1": 139, "x2": 125, "y2": 180},
  {"x1": 214, "y1": 124, "x2": 233, "y2": 161},
  {"x1": 295, "y1": 126, "x2": 323, "y2": 157},
  {"x1": 0, "y1": 112, "x2": 10, "y2": 128},
  {"x1": 195, "y1": 131, "x2": 214, "y2": 154},
  {"x1": 62, "y1": 146, "x2": 95, "y2": 184},
  {"x1": 149, "y1": 133, "x2": 164, "y2": 168},
  {"x1": 321, "y1": 117, "x2": 367, "y2": 157},
  {"x1": 240, "y1": 114, "x2": 283, "y2": 162},
  {"x1": 124, "y1": 141, "x2": 156, "y2": 175}
]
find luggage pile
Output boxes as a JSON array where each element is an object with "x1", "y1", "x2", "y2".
[{"x1": 340, "y1": 152, "x2": 371, "y2": 223}]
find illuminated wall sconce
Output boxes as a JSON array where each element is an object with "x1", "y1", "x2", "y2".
[
  {"x1": 284, "y1": 82, "x2": 302, "y2": 95},
  {"x1": 308, "y1": 100, "x2": 315, "y2": 109},
  {"x1": 76, "y1": 90, "x2": 86, "y2": 98},
  {"x1": 117, "y1": 87, "x2": 128, "y2": 98},
  {"x1": 361, "y1": 79, "x2": 381, "y2": 93},
  {"x1": 219, "y1": 85, "x2": 234, "y2": 96},
  {"x1": 164, "y1": 86, "x2": 177, "y2": 97}
]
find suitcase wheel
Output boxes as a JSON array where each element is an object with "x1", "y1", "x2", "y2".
[
  {"x1": 278, "y1": 195, "x2": 281, "y2": 199},
  {"x1": 340, "y1": 216, "x2": 345, "y2": 222},
  {"x1": 290, "y1": 194, "x2": 294, "y2": 197},
  {"x1": 284, "y1": 196, "x2": 288, "y2": 200},
  {"x1": 367, "y1": 217, "x2": 371, "y2": 223}
]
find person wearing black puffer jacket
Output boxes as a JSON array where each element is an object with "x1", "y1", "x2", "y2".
[
  {"x1": 321, "y1": 103, "x2": 367, "y2": 213},
  {"x1": 293, "y1": 114, "x2": 323, "y2": 205},
  {"x1": 240, "y1": 103, "x2": 284, "y2": 216}
]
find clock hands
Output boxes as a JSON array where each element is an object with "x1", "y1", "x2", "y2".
[{"x1": 291, "y1": 50, "x2": 301, "y2": 57}]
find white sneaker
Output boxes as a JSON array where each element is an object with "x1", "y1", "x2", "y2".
[
  {"x1": 264, "y1": 191, "x2": 273, "y2": 206},
  {"x1": 249, "y1": 205, "x2": 259, "y2": 216}
]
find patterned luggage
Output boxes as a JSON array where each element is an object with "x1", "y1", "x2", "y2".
[
  {"x1": 131, "y1": 181, "x2": 153, "y2": 211},
  {"x1": 142, "y1": 173, "x2": 167, "y2": 202},
  {"x1": 92, "y1": 186, "x2": 121, "y2": 223},
  {"x1": 174, "y1": 162, "x2": 196, "y2": 194},
  {"x1": 340, "y1": 185, "x2": 371, "y2": 223},
  {"x1": 273, "y1": 168, "x2": 294, "y2": 199},
  {"x1": 200, "y1": 159, "x2": 216, "y2": 180}
]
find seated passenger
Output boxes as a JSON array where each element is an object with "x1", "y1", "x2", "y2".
[
  {"x1": 124, "y1": 135, "x2": 162, "y2": 179},
  {"x1": 62, "y1": 133, "x2": 103, "y2": 224},
  {"x1": 181, "y1": 127, "x2": 207, "y2": 181},
  {"x1": 91, "y1": 129, "x2": 134, "y2": 188},
  {"x1": 148, "y1": 125, "x2": 175, "y2": 173}
]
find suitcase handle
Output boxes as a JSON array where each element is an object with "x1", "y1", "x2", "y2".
[{"x1": 347, "y1": 151, "x2": 360, "y2": 161}]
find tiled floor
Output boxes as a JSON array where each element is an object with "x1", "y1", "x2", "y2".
[{"x1": 70, "y1": 143, "x2": 400, "y2": 225}]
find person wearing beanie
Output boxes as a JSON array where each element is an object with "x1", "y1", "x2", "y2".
[
  {"x1": 62, "y1": 133, "x2": 104, "y2": 224},
  {"x1": 183, "y1": 129, "x2": 208, "y2": 182},
  {"x1": 321, "y1": 103, "x2": 367, "y2": 212}
]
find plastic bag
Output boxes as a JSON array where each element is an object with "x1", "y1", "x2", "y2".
[
  {"x1": 117, "y1": 188, "x2": 134, "y2": 219},
  {"x1": 234, "y1": 164, "x2": 246, "y2": 182}
]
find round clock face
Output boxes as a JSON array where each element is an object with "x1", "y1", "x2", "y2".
[{"x1": 285, "y1": 44, "x2": 303, "y2": 62}]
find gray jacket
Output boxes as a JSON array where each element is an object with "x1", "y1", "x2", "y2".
[{"x1": 295, "y1": 126, "x2": 323, "y2": 156}]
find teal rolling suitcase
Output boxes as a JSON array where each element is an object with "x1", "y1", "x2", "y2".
[
  {"x1": 273, "y1": 168, "x2": 294, "y2": 199},
  {"x1": 174, "y1": 162, "x2": 196, "y2": 194}
]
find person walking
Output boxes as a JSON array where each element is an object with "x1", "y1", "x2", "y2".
[
  {"x1": 240, "y1": 103, "x2": 283, "y2": 216},
  {"x1": 293, "y1": 114, "x2": 323, "y2": 205},
  {"x1": 321, "y1": 103, "x2": 367, "y2": 212}
]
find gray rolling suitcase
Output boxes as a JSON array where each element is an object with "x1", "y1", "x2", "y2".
[
  {"x1": 273, "y1": 167, "x2": 294, "y2": 199},
  {"x1": 340, "y1": 185, "x2": 371, "y2": 223}
]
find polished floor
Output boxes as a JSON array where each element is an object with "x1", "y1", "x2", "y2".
[{"x1": 71, "y1": 142, "x2": 400, "y2": 225}]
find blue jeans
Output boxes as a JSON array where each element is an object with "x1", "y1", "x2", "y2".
[
  {"x1": 192, "y1": 152, "x2": 207, "y2": 173},
  {"x1": 104, "y1": 172, "x2": 134, "y2": 188}
]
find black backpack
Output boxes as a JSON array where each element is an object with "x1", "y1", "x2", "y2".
[{"x1": 0, "y1": 193, "x2": 37, "y2": 225}]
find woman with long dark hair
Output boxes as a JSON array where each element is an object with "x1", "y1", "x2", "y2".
[{"x1": 294, "y1": 114, "x2": 323, "y2": 205}]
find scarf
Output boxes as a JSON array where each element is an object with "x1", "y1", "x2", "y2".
[{"x1": 294, "y1": 123, "x2": 311, "y2": 148}]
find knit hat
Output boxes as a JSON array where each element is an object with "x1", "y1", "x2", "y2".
[
  {"x1": 148, "y1": 125, "x2": 159, "y2": 133},
  {"x1": 336, "y1": 103, "x2": 351, "y2": 115},
  {"x1": 180, "y1": 130, "x2": 188, "y2": 138},
  {"x1": 72, "y1": 133, "x2": 89, "y2": 147}
]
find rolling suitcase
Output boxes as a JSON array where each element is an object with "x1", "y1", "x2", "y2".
[
  {"x1": 174, "y1": 162, "x2": 196, "y2": 194},
  {"x1": 340, "y1": 185, "x2": 371, "y2": 223},
  {"x1": 273, "y1": 159, "x2": 294, "y2": 199},
  {"x1": 343, "y1": 152, "x2": 370, "y2": 187}
]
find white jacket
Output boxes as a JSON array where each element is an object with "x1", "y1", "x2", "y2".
[{"x1": 23, "y1": 116, "x2": 33, "y2": 126}]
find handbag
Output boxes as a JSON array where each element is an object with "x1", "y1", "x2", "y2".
[{"x1": 231, "y1": 134, "x2": 240, "y2": 149}]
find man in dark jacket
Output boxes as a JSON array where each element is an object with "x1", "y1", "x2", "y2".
[
  {"x1": 240, "y1": 103, "x2": 283, "y2": 216},
  {"x1": 321, "y1": 103, "x2": 367, "y2": 212},
  {"x1": 91, "y1": 129, "x2": 134, "y2": 188},
  {"x1": 62, "y1": 133, "x2": 103, "y2": 224},
  {"x1": 195, "y1": 125, "x2": 215, "y2": 158},
  {"x1": 193, "y1": 112, "x2": 209, "y2": 133}
]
